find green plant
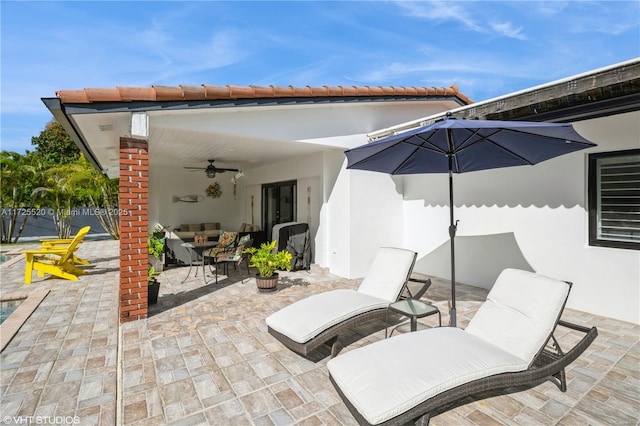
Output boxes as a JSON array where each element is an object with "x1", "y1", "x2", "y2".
[
  {"x1": 244, "y1": 240, "x2": 292, "y2": 277},
  {"x1": 147, "y1": 266, "x2": 157, "y2": 284},
  {"x1": 148, "y1": 226, "x2": 165, "y2": 258}
]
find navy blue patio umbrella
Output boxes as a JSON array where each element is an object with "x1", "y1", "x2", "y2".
[{"x1": 345, "y1": 116, "x2": 596, "y2": 327}]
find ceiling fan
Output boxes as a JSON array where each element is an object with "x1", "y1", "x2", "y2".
[{"x1": 184, "y1": 159, "x2": 240, "y2": 178}]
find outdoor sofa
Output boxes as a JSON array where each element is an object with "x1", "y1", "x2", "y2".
[
  {"x1": 173, "y1": 222, "x2": 222, "y2": 240},
  {"x1": 266, "y1": 247, "x2": 418, "y2": 357},
  {"x1": 327, "y1": 268, "x2": 598, "y2": 425}
]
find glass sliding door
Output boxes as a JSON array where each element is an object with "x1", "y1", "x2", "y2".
[{"x1": 262, "y1": 180, "x2": 297, "y2": 240}]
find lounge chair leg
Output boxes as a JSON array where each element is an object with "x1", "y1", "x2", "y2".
[
  {"x1": 328, "y1": 337, "x2": 342, "y2": 358},
  {"x1": 555, "y1": 368, "x2": 567, "y2": 392},
  {"x1": 549, "y1": 334, "x2": 568, "y2": 392},
  {"x1": 415, "y1": 413, "x2": 431, "y2": 425}
]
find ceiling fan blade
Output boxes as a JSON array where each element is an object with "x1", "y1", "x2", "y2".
[
  {"x1": 215, "y1": 167, "x2": 240, "y2": 172},
  {"x1": 183, "y1": 166, "x2": 205, "y2": 170}
]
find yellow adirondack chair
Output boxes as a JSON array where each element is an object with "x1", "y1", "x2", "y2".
[
  {"x1": 39, "y1": 226, "x2": 91, "y2": 265},
  {"x1": 23, "y1": 226, "x2": 91, "y2": 284}
]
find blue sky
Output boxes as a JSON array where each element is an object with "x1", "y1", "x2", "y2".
[{"x1": 2, "y1": 1, "x2": 639, "y2": 154}]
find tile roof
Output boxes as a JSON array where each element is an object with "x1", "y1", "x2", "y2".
[{"x1": 56, "y1": 84, "x2": 473, "y2": 104}]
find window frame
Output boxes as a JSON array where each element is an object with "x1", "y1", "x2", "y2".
[{"x1": 588, "y1": 148, "x2": 640, "y2": 250}]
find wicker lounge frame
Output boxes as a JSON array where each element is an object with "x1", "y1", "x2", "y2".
[
  {"x1": 267, "y1": 275, "x2": 431, "y2": 358},
  {"x1": 329, "y1": 284, "x2": 598, "y2": 425}
]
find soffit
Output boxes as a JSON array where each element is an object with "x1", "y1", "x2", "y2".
[{"x1": 66, "y1": 98, "x2": 463, "y2": 176}]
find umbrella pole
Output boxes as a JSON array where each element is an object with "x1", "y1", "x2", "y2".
[
  {"x1": 446, "y1": 127, "x2": 458, "y2": 328},
  {"x1": 448, "y1": 167, "x2": 457, "y2": 327}
]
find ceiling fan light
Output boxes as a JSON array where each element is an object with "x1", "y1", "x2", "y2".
[{"x1": 206, "y1": 170, "x2": 216, "y2": 178}]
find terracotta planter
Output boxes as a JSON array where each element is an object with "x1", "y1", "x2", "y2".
[
  {"x1": 148, "y1": 279, "x2": 160, "y2": 304},
  {"x1": 256, "y1": 273, "x2": 278, "y2": 292}
]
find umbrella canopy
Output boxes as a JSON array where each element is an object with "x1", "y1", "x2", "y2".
[{"x1": 345, "y1": 116, "x2": 596, "y2": 327}]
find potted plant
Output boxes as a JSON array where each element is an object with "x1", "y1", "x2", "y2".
[
  {"x1": 244, "y1": 240, "x2": 292, "y2": 292},
  {"x1": 148, "y1": 266, "x2": 160, "y2": 304},
  {"x1": 148, "y1": 225, "x2": 165, "y2": 273}
]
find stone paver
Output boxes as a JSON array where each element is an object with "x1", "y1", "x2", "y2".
[
  {"x1": 1, "y1": 239, "x2": 638, "y2": 425},
  {"x1": 1, "y1": 239, "x2": 119, "y2": 425}
]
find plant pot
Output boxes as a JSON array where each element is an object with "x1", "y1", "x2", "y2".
[
  {"x1": 148, "y1": 279, "x2": 160, "y2": 304},
  {"x1": 256, "y1": 273, "x2": 278, "y2": 292}
]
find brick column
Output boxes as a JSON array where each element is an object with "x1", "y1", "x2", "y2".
[{"x1": 119, "y1": 137, "x2": 149, "y2": 323}]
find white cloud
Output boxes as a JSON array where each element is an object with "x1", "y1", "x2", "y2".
[
  {"x1": 395, "y1": 0, "x2": 528, "y2": 40},
  {"x1": 490, "y1": 21, "x2": 527, "y2": 40},
  {"x1": 395, "y1": 0, "x2": 483, "y2": 32}
]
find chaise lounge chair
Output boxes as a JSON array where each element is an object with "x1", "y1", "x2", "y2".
[
  {"x1": 327, "y1": 268, "x2": 598, "y2": 425},
  {"x1": 266, "y1": 247, "x2": 420, "y2": 357}
]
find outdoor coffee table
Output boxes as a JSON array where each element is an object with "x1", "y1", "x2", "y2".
[
  {"x1": 385, "y1": 299, "x2": 441, "y2": 338},
  {"x1": 181, "y1": 241, "x2": 218, "y2": 284}
]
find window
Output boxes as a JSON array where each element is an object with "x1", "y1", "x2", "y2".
[{"x1": 588, "y1": 149, "x2": 640, "y2": 250}]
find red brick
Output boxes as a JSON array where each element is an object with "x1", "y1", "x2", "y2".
[{"x1": 121, "y1": 282, "x2": 144, "y2": 290}]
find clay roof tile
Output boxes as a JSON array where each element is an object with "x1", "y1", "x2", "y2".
[
  {"x1": 271, "y1": 85, "x2": 295, "y2": 97},
  {"x1": 178, "y1": 85, "x2": 206, "y2": 100},
  {"x1": 325, "y1": 86, "x2": 344, "y2": 96},
  {"x1": 340, "y1": 86, "x2": 359, "y2": 96},
  {"x1": 291, "y1": 86, "x2": 313, "y2": 97},
  {"x1": 55, "y1": 83, "x2": 472, "y2": 104},
  {"x1": 200, "y1": 85, "x2": 228, "y2": 99},
  {"x1": 56, "y1": 90, "x2": 89, "y2": 103},
  {"x1": 118, "y1": 87, "x2": 156, "y2": 102},
  {"x1": 227, "y1": 85, "x2": 254, "y2": 99},
  {"x1": 84, "y1": 88, "x2": 122, "y2": 102},
  {"x1": 307, "y1": 86, "x2": 329, "y2": 96},
  {"x1": 153, "y1": 85, "x2": 184, "y2": 101},
  {"x1": 250, "y1": 85, "x2": 276, "y2": 97}
]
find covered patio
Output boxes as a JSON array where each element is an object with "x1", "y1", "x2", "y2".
[
  {"x1": 42, "y1": 61, "x2": 640, "y2": 328},
  {"x1": 1, "y1": 239, "x2": 638, "y2": 424}
]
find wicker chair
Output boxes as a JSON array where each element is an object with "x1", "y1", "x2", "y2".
[
  {"x1": 211, "y1": 237, "x2": 253, "y2": 284},
  {"x1": 327, "y1": 268, "x2": 598, "y2": 425},
  {"x1": 266, "y1": 247, "x2": 418, "y2": 358}
]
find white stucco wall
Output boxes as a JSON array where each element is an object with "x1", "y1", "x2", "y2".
[
  {"x1": 149, "y1": 165, "x2": 243, "y2": 231},
  {"x1": 149, "y1": 108, "x2": 639, "y2": 325},
  {"x1": 384, "y1": 111, "x2": 640, "y2": 324}
]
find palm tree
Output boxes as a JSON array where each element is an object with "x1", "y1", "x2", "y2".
[
  {"x1": 0, "y1": 152, "x2": 40, "y2": 243},
  {"x1": 32, "y1": 162, "x2": 81, "y2": 239},
  {"x1": 67, "y1": 156, "x2": 120, "y2": 239}
]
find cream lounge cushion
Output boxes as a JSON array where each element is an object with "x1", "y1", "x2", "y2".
[
  {"x1": 327, "y1": 268, "x2": 571, "y2": 425},
  {"x1": 267, "y1": 289, "x2": 390, "y2": 344},
  {"x1": 465, "y1": 268, "x2": 570, "y2": 363},
  {"x1": 328, "y1": 328, "x2": 528, "y2": 425},
  {"x1": 266, "y1": 247, "x2": 416, "y2": 345}
]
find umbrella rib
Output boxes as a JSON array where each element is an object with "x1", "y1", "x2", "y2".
[
  {"x1": 412, "y1": 133, "x2": 447, "y2": 154},
  {"x1": 456, "y1": 129, "x2": 536, "y2": 165},
  {"x1": 346, "y1": 140, "x2": 405, "y2": 170},
  {"x1": 388, "y1": 133, "x2": 446, "y2": 174}
]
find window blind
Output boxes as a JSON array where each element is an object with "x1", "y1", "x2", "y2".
[{"x1": 596, "y1": 152, "x2": 640, "y2": 245}]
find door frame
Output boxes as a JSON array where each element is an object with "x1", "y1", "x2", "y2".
[{"x1": 262, "y1": 180, "x2": 297, "y2": 240}]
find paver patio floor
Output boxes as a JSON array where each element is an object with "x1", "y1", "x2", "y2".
[{"x1": 1, "y1": 239, "x2": 638, "y2": 425}]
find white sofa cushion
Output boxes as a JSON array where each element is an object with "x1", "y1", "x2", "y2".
[
  {"x1": 266, "y1": 289, "x2": 389, "y2": 344},
  {"x1": 327, "y1": 327, "x2": 528, "y2": 425},
  {"x1": 357, "y1": 247, "x2": 416, "y2": 302},
  {"x1": 465, "y1": 268, "x2": 570, "y2": 363}
]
